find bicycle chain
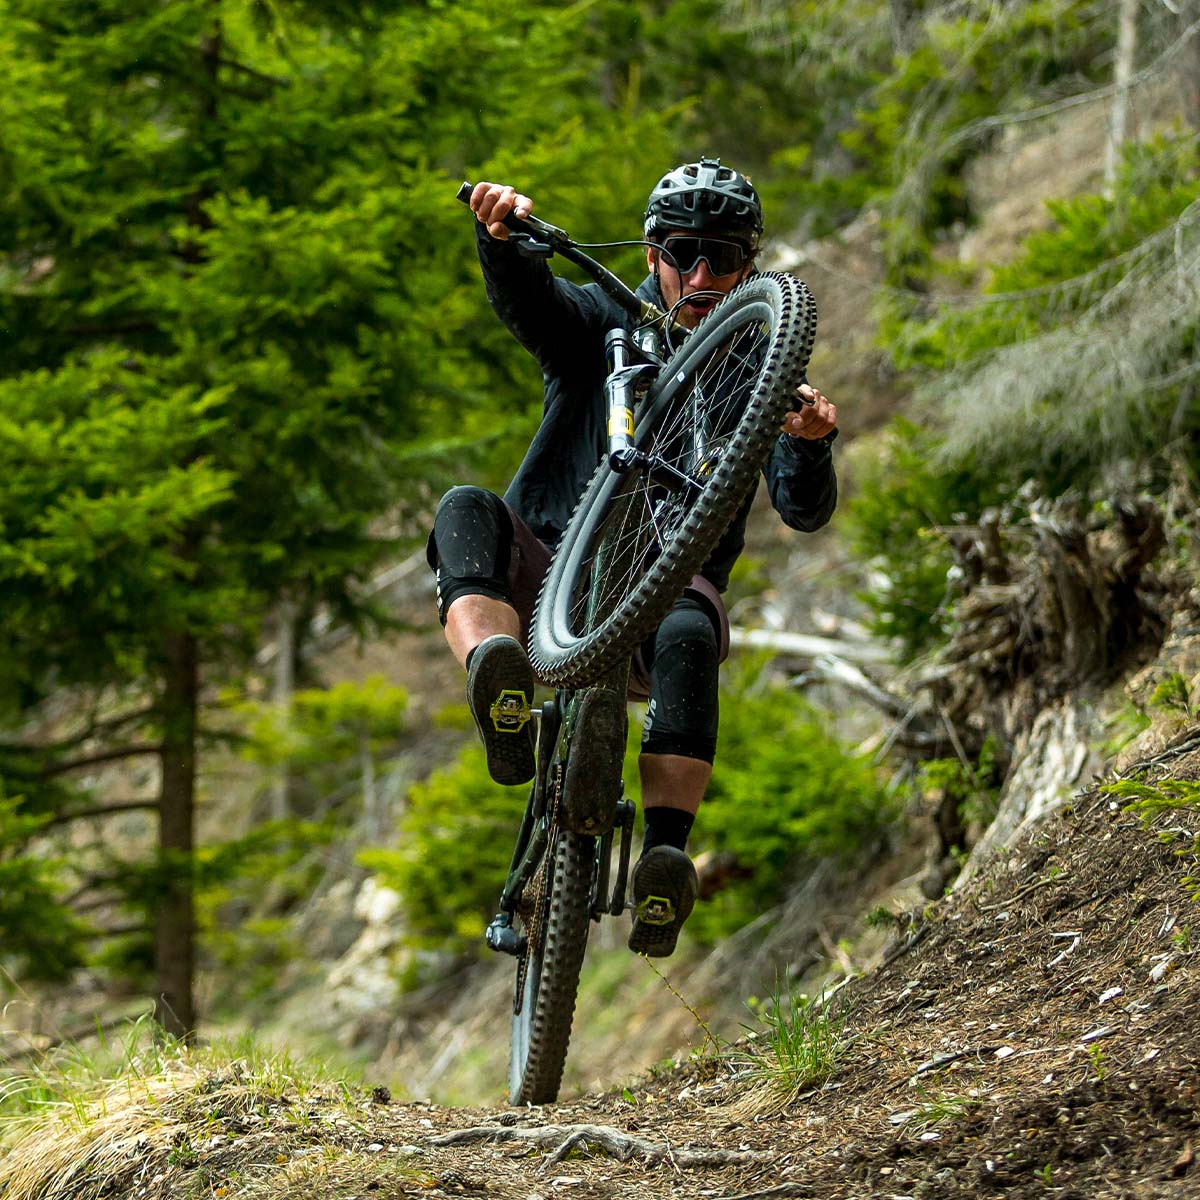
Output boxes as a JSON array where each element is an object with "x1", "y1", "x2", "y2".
[{"x1": 515, "y1": 760, "x2": 563, "y2": 1009}]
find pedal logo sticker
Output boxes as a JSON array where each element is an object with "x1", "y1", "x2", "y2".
[
  {"x1": 490, "y1": 690, "x2": 532, "y2": 734},
  {"x1": 636, "y1": 895, "x2": 675, "y2": 926}
]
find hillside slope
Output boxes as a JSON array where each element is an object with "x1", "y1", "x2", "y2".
[{"x1": 3, "y1": 740, "x2": 1197, "y2": 1199}]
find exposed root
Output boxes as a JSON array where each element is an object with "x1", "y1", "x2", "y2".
[{"x1": 429, "y1": 1122, "x2": 773, "y2": 1169}]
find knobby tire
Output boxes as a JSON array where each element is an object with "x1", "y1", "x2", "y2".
[
  {"x1": 529, "y1": 271, "x2": 817, "y2": 686},
  {"x1": 509, "y1": 825, "x2": 594, "y2": 1105}
]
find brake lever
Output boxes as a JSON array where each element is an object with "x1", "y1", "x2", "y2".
[{"x1": 510, "y1": 232, "x2": 556, "y2": 259}]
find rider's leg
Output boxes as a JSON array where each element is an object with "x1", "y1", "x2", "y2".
[
  {"x1": 428, "y1": 486, "x2": 550, "y2": 785},
  {"x1": 444, "y1": 594, "x2": 519, "y2": 669},
  {"x1": 629, "y1": 594, "x2": 720, "y2": 956},
  {"x1": 640, "y1": 753, "x2": 711, "y2": 824}
]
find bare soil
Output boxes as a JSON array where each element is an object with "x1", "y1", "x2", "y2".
[{"x1": 6, "y1": 743, "x2": 1198, "y2": 1200}]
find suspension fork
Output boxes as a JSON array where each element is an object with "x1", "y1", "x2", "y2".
[{"x1": 604, "y1": 327, "x2": 703, "y2": 495}]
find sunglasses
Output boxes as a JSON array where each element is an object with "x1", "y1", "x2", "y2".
[{"x1": 658, "y1": 236, "x2": 750, "y2": 277}]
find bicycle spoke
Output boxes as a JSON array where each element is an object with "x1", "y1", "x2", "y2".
[
  {"x1": 531, "y1": 272, "x2": 817, "y2": 688},
  {"x1": 566, "y1": 317, "x2": 769, "y2": 639}
]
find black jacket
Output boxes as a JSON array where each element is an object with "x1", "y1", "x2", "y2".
[{"x1": 476, "y1": 222, "x2": 837, "y2": 591}]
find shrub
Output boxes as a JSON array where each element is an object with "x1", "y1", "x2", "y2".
[
  {"x1": 688, "y1": 660, "x2": 893, "y2": 941},
  {"x1": 844, "y1": 417, "x2": 1003, "y2": 658},
  {"x1": 358, "y1": 742, "x2": 521, "y2": 960}
]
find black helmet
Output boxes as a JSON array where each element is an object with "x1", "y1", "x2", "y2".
[{"x1": 644, "y1": 156, "x2": 763, "y2": 247}]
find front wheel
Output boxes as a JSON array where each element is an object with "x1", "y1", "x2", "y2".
[
  {"x1": 509, "y1": 826, "x2": 594, "y2": 1104},
  {"x1": 529, "y1": 271, "x2": 817, "y2": 686}
]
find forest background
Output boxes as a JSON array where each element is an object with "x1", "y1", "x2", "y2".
[{"x1": 1, "y1": 0, "x2": 1198, "y2": 1097}]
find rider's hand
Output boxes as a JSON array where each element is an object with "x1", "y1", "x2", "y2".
[
  {"x1": 470, "y1": 182, "x2": 534, "y2": 241},
  {"x1": 782, "y1": 383, "x2": 837, "y2": 440}
]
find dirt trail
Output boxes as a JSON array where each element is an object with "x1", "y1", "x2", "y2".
[{"x1": 4, "y1": 746, "x2": 1199, "y2": 1200}]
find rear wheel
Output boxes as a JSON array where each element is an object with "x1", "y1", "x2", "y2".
[
  {"x1": 509, "y1": 825, "x2": 594, "y2": 1104},
  {"x1": 529, "y1": 272, "x2": 816, "y2": 686}
]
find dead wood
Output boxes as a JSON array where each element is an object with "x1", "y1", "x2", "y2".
[{"x1": 429, "y1": 1123, "x2": 774, "y2": 1169}]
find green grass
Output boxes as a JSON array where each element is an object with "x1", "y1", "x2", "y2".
[{"x1": 732, "y1": 977, "x2": 850, "y2": 1116}]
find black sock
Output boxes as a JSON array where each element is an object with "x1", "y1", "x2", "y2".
[
  {"x1": 465, "y1": 645, "x2": 476, "y2": 672},
  {"x1": 641, "y1": 807, "x2": 694, "y2": 855}
]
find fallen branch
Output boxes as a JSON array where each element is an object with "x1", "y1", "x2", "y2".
[
  {"x1": 799, "y1": 655, "x2": 906, "y2": 716},
  {"x1": 429, "y1": 1123, "x2": 772, "y2": 1169},
  {"x1": 728, "y1": 627, "x2": 890, "y2": 664}
]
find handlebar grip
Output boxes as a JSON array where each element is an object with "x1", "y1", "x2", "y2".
[{"x1": 455, "y1": 181, "x2": 569, "y2": 242}]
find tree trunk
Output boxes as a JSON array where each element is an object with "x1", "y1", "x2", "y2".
[
  {"x1": 1181, "y1": 3, "x2": 1200, "y2": 131},
  {"x1": 155, "y1": 629, "x2": 198, "y2": 1038},
  {"x1": 271, "y1": 599, "x2": 296, "y2": 821},
  {"x1": 153, "y1": 15, "x2": 219, "y2": 1039},
  {"x1": 1104, "y1": 0, "x2": 1139, "y2": 188},
  {"x1": 361, "y1": 732, "x2": 380, "y2": 842},
  {"x1": 890, "y1": 0, "x2": 922, "y2": 55}
]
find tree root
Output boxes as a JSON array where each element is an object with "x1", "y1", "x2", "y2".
[{"x1": 429, "y1": 1122, "x2": 773, "y2": 1170}]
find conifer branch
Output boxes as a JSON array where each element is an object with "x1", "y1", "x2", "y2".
[
  {"x1": 39, "y1": 800, "x2": 159, "y2": 831},
  {"x1": 38, "y1": 744, "x2": 163, "y2": 779}
]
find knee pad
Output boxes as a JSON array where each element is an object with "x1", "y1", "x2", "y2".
[
  {"x1": 640, "y1": 597, "x2": 720, "y2": 763},
  {"x1": 429, "y1": 486, "x2": 515, "y2": 623}
]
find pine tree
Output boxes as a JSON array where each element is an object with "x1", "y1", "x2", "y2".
[{"x1": 0, "y1": 0, "x2": 694, "y2": 1034}]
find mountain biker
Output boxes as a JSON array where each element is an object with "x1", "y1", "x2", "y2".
[{"x1": 427, "y1": 157, "x2": 838, "y2": 957}]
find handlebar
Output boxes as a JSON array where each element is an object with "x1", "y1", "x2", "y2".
[
  {"x1": 454, "y1": 181, "x2": 570, "y2": 247},
  {"x1": 456, "y1": 181, "x2": 682, "y2": 334}
]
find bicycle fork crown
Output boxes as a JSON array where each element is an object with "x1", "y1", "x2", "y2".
[{"x1": 490, "y1": 690, "x2": 533, "y2": 734}]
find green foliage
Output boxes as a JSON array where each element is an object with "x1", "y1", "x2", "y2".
[
  {"x1": 889, "y1": 133, "x2": 1200, "y2": 494},
  {"x1": 239, "y1": 677, "x2": 408, "y2": 768},
  {"x1": 917, "y1": 736, "x2": 1002, "y2": 837},
  {"x1": 1103, "y1": 777, "x2": 1200, "y2": 903},
  {"x1": 87, "y1": 817, "x2": 336, "y2": 993},
  {"x1": 0, "y1": 792, "x2": 87, "y2": 982},
  {"x1": 689, "y1": 661, "x2": 892, "y2": 941},
  {"x1": 907, "y1": 1087, "x2": 981, "y2": 1133},
  {"x1": 196, "y1": 818, "x2": 337, "y2": 1009},
  {"x1": 858, "y1": 1, "x2": 1110, "y2": 281},
  {"x1": 738, "y1": 977, "x2": 849, "y2": 1112},
  {"x1": 865, "y1": 903, "x2": 906, "y2": 932},
  {"x1": 358, "y1": 743, "x2": 520, "y2": 962},
  {"x1": 844, "y1": 417, "x2": 1004, "y2": 657},
  {"x1": 235, "y1": 676, "x2": 408, "y2": 817},
  {"x1": 1149, "y1": 673, "x2": 1193, "y2": 717},
  {"x1": 894, "y1": 134, "x2": 1200, "y2": 372}
]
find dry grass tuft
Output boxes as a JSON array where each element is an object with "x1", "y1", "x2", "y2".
[{"x1": 0, "y1": 1035, "x2": 366, "y2": 1200}]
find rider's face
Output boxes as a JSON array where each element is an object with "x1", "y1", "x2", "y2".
[{"x1": 647, "y1": 232, "x2": 752, "y2": 329}]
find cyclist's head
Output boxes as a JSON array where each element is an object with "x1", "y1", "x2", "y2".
[
  {"x1": 644, "y1": 157, "x2": 761, "y2": 328},
  {"x1": 643, "y1": 156, "x2": 763, "y2": 250}
]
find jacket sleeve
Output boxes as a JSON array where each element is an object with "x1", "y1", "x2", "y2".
[
  {"x1": 764, "y1": 428, "x2": 838, "y2": 532},
  {"x1": 474, "y1": 220, "x2": 610, "y2": 373}
]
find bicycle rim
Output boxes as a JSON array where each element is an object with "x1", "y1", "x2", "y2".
[
  {"x1": 509, "y1": 826, "x2": 594, "y2": 1105},
  {"x1": 530, "y1": 271, "x2": 816, "y2": 686}
]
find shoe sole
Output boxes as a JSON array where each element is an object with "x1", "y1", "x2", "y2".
[
  {"x1": 561, "y1": 687, "x2": 626, "y2": 835},
  {"x1": 468, "y1": 636, "x2": 536, "y2": 786},
  {"x1": 628, "y1": 849, "x2": 697, "y2": 958}
]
